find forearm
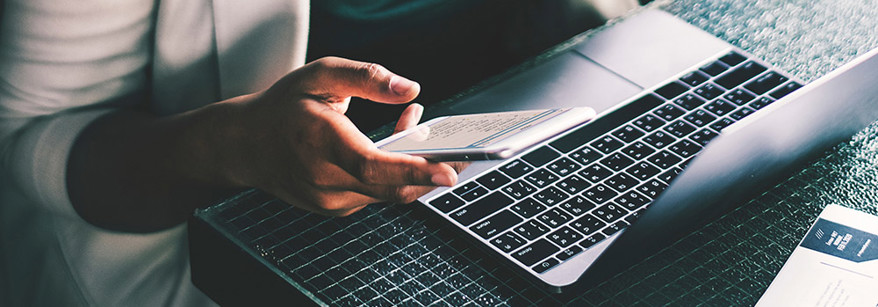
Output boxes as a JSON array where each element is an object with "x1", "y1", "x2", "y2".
[{"x1": 67, "y1": 96, "x2": 250, "y2": 232}]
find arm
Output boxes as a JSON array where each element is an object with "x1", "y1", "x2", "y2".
[{"x1": 66, "y1": 57, "x2": 460, "y2": 232}]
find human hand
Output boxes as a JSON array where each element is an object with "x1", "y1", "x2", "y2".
[{"x1": 225, "y1": 57, "x2": 461, "y2": 216}]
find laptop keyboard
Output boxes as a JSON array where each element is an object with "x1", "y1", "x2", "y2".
[{"x1": 426, "y1": 51, "x2": 802, "y2": 275}]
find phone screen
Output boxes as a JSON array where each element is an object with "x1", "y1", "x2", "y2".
[{"x1": 378, "y1": 109, "x2": 571, "y2": 152}]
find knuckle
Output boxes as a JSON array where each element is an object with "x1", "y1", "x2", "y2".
[
  {"x1": 354, "y1": 155, "x2": 379, "y2": 183},
  {"x1": 389, "y1": 186, "x2": 419, "y2": 204},
  {"x1": 357, "y1": 62, "x2": 386, "y2": 84},
  {"x1": 311, "y1": 56, "x2": 337, "y2": 69},
  {"x1": 405, "y1": 162, "x2": 420, "y2": 183}
]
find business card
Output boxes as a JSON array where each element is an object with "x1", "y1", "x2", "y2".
[{"x1": 756, "y1": 205, "x2": 878, "y2": 307}]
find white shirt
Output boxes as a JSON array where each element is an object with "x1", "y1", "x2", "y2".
[{"x1": 0, "y1": 0, "x2": 309, "y2": 305}]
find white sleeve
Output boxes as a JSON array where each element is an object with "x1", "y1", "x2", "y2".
[{"x1": 0, "y1": 0, "x2": 155, "y2": 217}]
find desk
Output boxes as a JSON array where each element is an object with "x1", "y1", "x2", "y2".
[{"x1": 189, "y1": 0, "x2": 878, "y2": 305}]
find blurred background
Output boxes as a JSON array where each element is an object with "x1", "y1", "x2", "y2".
[{"x1": 307, "y1": 0, "x2": 647, "y2": 132}]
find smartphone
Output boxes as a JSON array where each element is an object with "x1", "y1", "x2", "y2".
[{"x1": 375, "y1": 107, "x2": 594, "y2": 161}]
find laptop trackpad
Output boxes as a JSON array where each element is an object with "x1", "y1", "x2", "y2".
[{"x1": 447, "y1": 52, "x2": 642, "y2": 115}]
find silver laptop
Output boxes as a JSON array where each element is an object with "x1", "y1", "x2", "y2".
[{"x1": 414, "y1": 9, "x2": 878, "y2": 292}]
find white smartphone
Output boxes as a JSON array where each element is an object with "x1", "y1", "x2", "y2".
[{"x1": 375, "y1": 107, "x2": 594, "y2": 161}]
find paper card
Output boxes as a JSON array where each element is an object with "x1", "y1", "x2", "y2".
[{"x1": 756, "y1": 205, "x2": 878, "y2": 307}]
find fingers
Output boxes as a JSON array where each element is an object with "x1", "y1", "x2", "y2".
[
  {"x1": 297, "y1": 57, "x2": 421, "y2": 105},
  {"x1": 341, "y1": 148, "x2": 459, "y2": 187},
  {"x1": 394, "y1": 103, "x2": 424, "y2": 134}
]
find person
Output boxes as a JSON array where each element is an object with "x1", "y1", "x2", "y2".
[{"x1": 0, "y1": 0, "x2": 631, "y2": 305}]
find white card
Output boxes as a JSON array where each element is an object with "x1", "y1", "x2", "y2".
[{"x1": 756, "y1": 205, "x2": 878, "y2": 307}]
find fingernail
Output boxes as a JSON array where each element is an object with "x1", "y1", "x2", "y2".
[
  {"x1": 390, "y1": 76, "x2": 419, "y2": 96},
  {"x1": 410, "y1": 103, "x2": 424, "y2": 119},
  {"x1": 431, "y1": 173, "x2": 455, "y2": 186}
]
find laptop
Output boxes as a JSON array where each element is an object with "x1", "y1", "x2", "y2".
[{"x1": 413, "y1": 9, "x2": 878, "y2": 292}]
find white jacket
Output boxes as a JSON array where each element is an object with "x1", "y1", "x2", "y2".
[{"x1": 0, "y1": 0, "x2": 309, "y2": 305}]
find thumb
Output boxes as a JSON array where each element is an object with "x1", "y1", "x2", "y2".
[{"x1": 295, "y1": 56, "x2": 420, "y2": 104}]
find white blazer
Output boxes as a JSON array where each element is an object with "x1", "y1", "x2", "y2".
[{"x1": 0, "y1": 0, "x2": 309, "y2": 306}]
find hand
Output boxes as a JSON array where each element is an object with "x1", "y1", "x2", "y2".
[{"x1": 226, "y1": 57, "x2": 460, "y2": 216}]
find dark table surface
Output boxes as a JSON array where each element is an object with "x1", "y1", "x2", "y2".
[{"x1": 193, "y1": 0, "x2": 878, "y2": 305}]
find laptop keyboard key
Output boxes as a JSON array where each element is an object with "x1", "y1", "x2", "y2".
[
  {"x1": 710, "y1": 117, "x2": 736, "y2": 132},
  {"x1": 500, "y1": 159, "x2": 533, "y2": 178},
  {"x1": 430, "y1": 193, "x2": 465, "y2": 213},
  {"x1": 556, "y1": 175, "x2": 590, "y2": 195},
  {"x1": 669, "y1": 139, "x2": 702, "y2": 158},
  {"x1": 453, "y1": 181, "x2": 480, "y2": 197},
  {"x1": 614, "y1": 191, "x2": 649, "y2": 211},
  {"x1": 559, "y1": 196, "x2": 595, "y2": 216},
  {"x1": 679, "y1": 70, "x2": 709, "y2": 87},
  {"x1": 622, "y1": 142, "x2": 655, "y2": 160},
  {"x1": 533, "y1": 258, "x2": 560, "y2": 274},
  {"x1": 547, "y1": 157, "x2": 581, "y2": 177},
  {"x1": 458, "y1": 186, "x2": 488, "y2": 201},
  {"x1": 647, "y1": 150, "x2": 682, "y2": 169},
  {"x1": 503, "y1": 180, "x2": 537, "y2": 199},
  {"x1": 665, "y1": 120, "x2": 697, "y2": 138},
  {"x1": 730, "y1": 107, "x2": 756, "y2": 120},
  {"x1": 643, "y1": 130, "x2": 675, "y2": 149},
  {"x1": 538, "y1": 208, "x2": 572, "y2": 228},
  {"x1": 569, "y1": 146, "x2": 602, "y2": 165},
  {"x1": 579, "y1": 163, "x2": 613, "y2": 183},
  {"x1": 633, "y1": 114, "x2": 666, "y2": 132},
  {"x1": 590, "y1": 136, "x2": 624, "y2": 154},
  {"x1": 533, "y1": 187, "x2": 568, "y2": 206},
  {"x1": 724, "y1": 88, "x2": 756, "y2": 105},
  {"x1": 600, "y1": 153, "x2": 635, "y2": 172},
  {"x1": 605, "y1": 173, "x2": 639, "y2": 192},
  {"x1": 694, "y1": 82, "x2": 725, "y2": 100},
  {"x1": 658, "y1": 167, "x2": 683, "y2": 184},
  {"x1": 602, "y1": 221, "x2": 628, "y2": 236},
  {"x1": 674, "y1": 94, "x2": 708, "y2": 110},
  {"x1": 593, "y1": 203, "x2": 628, "y2": 223},
  {"x1": 513, "y1": 239, "x2": 559, "y2": 267},
  {"x1": 525, "y1": 169, "x2": 559, "y2": 189},
  {"x1": 612, "y1": 125, "x2": 645, "y2": 143},
  {"x1": 749, "y1": 96, "x2": 775, "y2": 110},
  {"x1": 699, "y1": 60, "x2": 729, "y2": 76},
  {"x1": 704, "y1": 99, "x2": 737, "y2": 116},
  {"x1": 719, "y1": 51, "x2": 747, "y2": 66},
  {"x1": 491, "y1": 232, "x2": 526, "y2": 252},
  {"x1": 684, "y1": 109, "x2": 717, "y2": 127},
  {"x1": 522, "y1": 147, "x2": 560, "y2": 166},
  {"x1": 514, "y1": 220, "x2": 550, "y2": 240},
  {"x1": 583, "y1": 184, "x2": 618, "y2": 204},
  {"x1": 476, "y1": 170, "x2": 511, "y2": 190},
  {"x1": 547, "y1": 227, "x2": 583, "y2": 247},
  {"x1": 690, "y1": 129, "x2": 719, "y2": 146},
  {"x1": 653, "y1": 104, "x2": 686, "y2": 121},
  {"x1": 626, "y1": 162, "x2": 661, "y2": 181},
  {"x1": 571, "y1": 214, "x2": 605, "y2": 236},
  {"x1": 556, "y1": 246, "x2": 583, "y2": 261},
  {"x1": 581, "y1": 233, "x2": 607, "y2": 248},
  {"x1": 769, "y1": 81, "x2": 802, "y2": 99},
  {"x1": 637, "y1": 179, "x2": 668, "y2": 199},
  {"x1": 745, "y1": 71, "x2": 788, "y2": 95},
  {"x1": 510, "y1": 198, "x2": 545, "y2": 219},
  {"x1": 716, "y1": 61, "x2": 766, "y2": 89},
  {"x1": 450, "y1": 192, "x2": 513, "y2": 226},
  {"x1": 655, "y1": 81, "x2": 689, "y2": 99},
  {"x1": 470, "y1": 210, "x2": 523, "y2": 239}
]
